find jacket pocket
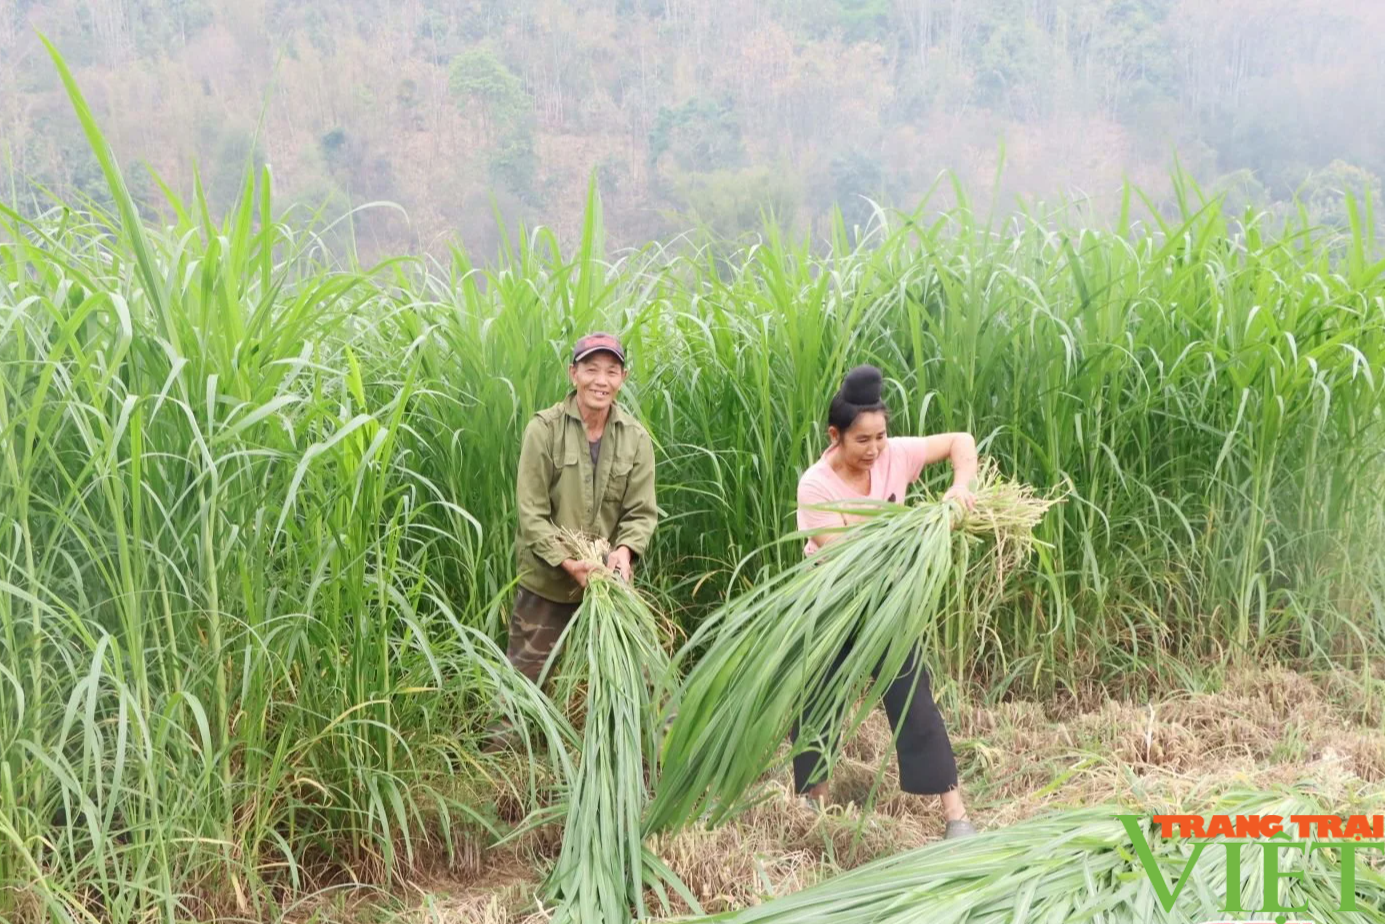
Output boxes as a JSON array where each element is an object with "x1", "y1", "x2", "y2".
[
  {"x1": 604, "y1": 454, "x2": 633, "y2": 503},
  {"x1": 547, "y1": 432, "x2": 581, "y2": 517}
]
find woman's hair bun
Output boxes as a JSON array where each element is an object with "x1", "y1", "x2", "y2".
[{"x1": 839, "y1": 365, "x2": 884, "y2": 405}]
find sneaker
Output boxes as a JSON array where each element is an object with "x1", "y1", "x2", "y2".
[{"x1": 944, "y1": 818, "x2": 978, "y2": 839}]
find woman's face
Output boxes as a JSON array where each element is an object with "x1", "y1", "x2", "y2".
[
  {"x1": 569, "y1": 352, "x2": 627, "y2": 414},
  {"x1": 830, "y1": 410, "x2": 888, "y2": 472}
]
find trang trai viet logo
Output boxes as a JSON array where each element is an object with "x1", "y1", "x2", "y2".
[{"x1": 1117, "y1": 812, "x2": 1385, "y2": 924}]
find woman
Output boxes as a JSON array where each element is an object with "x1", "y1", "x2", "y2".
[{"x1": 793, "y1": 364, "x2": 978, "y2": 839}]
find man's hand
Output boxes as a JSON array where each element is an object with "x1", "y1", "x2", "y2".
[
  {"x1": 606, "y1": 545, "x2": 634, "y2": 583},
  {"x1": 942, "y1": 483, "x2": 977, "y2": 513},
  {"x1": 561, "y1": 558, "x2": 598, "y2": 588}
]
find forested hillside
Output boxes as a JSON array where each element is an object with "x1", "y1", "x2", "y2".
[{"x1": 3, "y1": 0, "x2": 1383, "y2": 259}]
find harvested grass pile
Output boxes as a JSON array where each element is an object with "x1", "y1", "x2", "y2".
[
  {"x1": 648, "y1": 462, "x2": 1057, "y2": 834},
  {"x1": 676, "y1": 790, "x2": 1385, "y2": 924}
]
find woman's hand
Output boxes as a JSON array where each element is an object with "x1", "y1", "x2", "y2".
[{"x1": 942, "y1": 483, "x2": 977, "y2": 513}]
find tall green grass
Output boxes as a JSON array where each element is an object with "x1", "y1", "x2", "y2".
[
  {"x1": 0, "y1": 42, "x2": 576, "y2": 924},
  {"x1": 3, "y1": 40, "x2": 1384, "y2": 923}
]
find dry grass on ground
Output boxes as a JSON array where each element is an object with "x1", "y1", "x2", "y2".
[{"x1": 297, "y1": 665, "x2": 1385, "y2": 924}]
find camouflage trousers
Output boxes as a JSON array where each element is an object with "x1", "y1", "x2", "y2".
[{"x1": 505, "y1": 586, "x2": 580, "y2": 684}]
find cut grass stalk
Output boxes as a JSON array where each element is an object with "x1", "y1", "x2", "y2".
[
  {"x1": 544, "y1": 533, "x2": 697, "y2": 923},
  {"x1": 676, "y1": 790, "x2": 1385, "y2": 923},
  {"x1": 647, "y1": 462, "x2": 1058, "y2": 835}
]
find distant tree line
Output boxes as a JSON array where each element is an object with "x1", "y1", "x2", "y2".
[{"x1": 3, "y1": 0, "x2": 1381, "y2": 258}]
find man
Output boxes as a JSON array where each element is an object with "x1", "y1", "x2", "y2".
[{"x1": 506, "y1": 331, "x2": 658, "y2": 684}]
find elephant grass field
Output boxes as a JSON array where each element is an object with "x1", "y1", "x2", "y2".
[{"x1": 3, "y1": 41, "x2": 1385, "y2": 924}]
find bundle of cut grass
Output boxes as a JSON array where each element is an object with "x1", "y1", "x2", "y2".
[
  {"x1": 544, "y1": 533, "x2": 695, "y2": 924},
  {"x1": 677, "y1": 790, "x2": 1385, "y2": 923},
  {"x1": 647, "y1": 461, "x2": 1057, "y2": 834}
]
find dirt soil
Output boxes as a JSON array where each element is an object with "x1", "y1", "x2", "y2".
[{"x1": 296, "y1": 664, "x2": 1385, "y2": 924}]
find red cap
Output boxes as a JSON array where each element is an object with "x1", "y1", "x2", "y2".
[{"x1": 572, "y1": 331, "x2": 626, "y2": 365}]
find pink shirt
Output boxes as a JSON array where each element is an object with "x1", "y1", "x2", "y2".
[{"x1": 796, "y1": 437, "x2": 933, "y2": 555}]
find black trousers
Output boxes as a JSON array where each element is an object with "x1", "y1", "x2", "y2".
[{"x1": 789, "y1": 640, "x2": 959, "y2": 796}]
